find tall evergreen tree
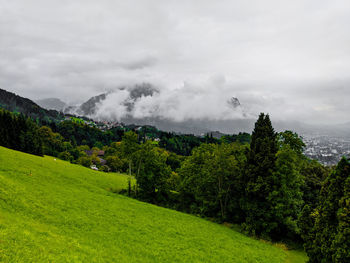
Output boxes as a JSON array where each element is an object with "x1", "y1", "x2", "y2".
[{"x1": 242, "y1": 113, "x2": 278, "y2": 237}]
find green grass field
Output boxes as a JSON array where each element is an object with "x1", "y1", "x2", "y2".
[{"x1": 0, "y1": 146, "x2": 307, "y2": 262}]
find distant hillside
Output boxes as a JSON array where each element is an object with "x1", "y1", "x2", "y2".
[
  {"x1": 0, "y1": 89, "x2": 64, "y2": 122},
  {"x1": 78, "y1": 93, "x2": 107, "y2": 116},
  {"x1": 0, "y1": 146, "x2": 307, "y2": 262},
  {"x1": 36, "y1": 98, "x2": 67, "y2": 111}
]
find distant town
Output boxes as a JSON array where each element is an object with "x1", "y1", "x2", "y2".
[{"x1": 303, "y1": 134, "x2": 350, "y2": 166}]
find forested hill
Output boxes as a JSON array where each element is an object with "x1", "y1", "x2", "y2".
[
  {"x1": 0, "y1": 88, "x2": 251, "y2": 155},
  {"x1": 0, "y1": 89, "x2": 64, "y2": 123}
]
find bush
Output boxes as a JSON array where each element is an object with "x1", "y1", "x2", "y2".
[
  {"x1": 58, "y1": 151, "x2": 72, "y2": 161},
  {"x1": 106, "y1": 155, "x2": 126, "y2": 172},
  {"x1": 77, "y1": 156, "x2": 92, "y2": 168}
]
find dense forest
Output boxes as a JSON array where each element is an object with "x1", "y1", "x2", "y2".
[
  {"x1": 0, "y1": 105, "x2": 349, "y2": 262},
  {"x1": 0, "y1": 109, "x2": 43, "y2": 155}
]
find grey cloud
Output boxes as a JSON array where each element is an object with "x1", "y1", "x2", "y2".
[
  {"x1": 0, "y1": 0, "x2": 349, "y2": 124},
  {"x1": 122, "y1": 57, "x2": 158, "y2": 70}
]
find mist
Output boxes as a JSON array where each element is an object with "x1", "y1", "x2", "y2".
[{"x1": 93, "y1": 80, "x2": 248, "y2": 123}]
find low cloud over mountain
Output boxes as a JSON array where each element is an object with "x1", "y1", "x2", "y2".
[{"x1": 68, "y1": 82, "x2": 248, "y2": 123}]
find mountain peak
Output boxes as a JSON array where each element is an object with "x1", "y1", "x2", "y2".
[{"x1": 228, "y1": 97, "x2": 241, "y2": 109}]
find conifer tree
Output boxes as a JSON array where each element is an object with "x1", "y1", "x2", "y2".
[
  {"x1": 242, "y1": 113, "x2": 278, "y2": 237},
  {"x1": 242, "y1": 113, "x2": 304, "y2": 240},
  {"x1": 0, "y1": 109, "x2": 43, "y2": 156}
]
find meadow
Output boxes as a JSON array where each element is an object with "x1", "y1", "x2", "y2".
[{"x1": 0, "y1": 146, "x2": 307, "y2": 262}]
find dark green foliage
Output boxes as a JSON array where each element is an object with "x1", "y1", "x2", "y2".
[
  {"x1": 332, "y1": 177, "x2": 350, "y2": 262},
  {"x1": 220, "y1": 132, "x2": 251, "y2": 145},
  {"x1": 120, "y1": 131, "x2": 139, "y2": 159},
  {"x1": 241, "y1": 115, "x2": 305, "y2": 241},
  {"x1": 141, "y1": 127, "x2": 250, "y2": 156},
  {"x1": 268, "y1": 147, "x2": 304, "y2": 240},
  {"x1": 49, "y1": 120, "x2": 128, "y2": 149},
  {"x1": 136, "y1": 126, "x2": 204, "y2": 156},
  {"x1": 242, "y1": 113, "x2": 279, "y2": 237},
  {"x1": 278, "y1": 130, "x2": 305, "y2": 155},
  {"x1": 58, "y1": 151, "x2": 73, "y2": 161},
  {"x1": 179, "y1": 143, "x2": 246, "y2": 222},
  {"x1": 105, "y1": 155, "x2": 127, "y2": 172},
  {"x1": 19, "y1": 119, "x2": 43, "y2": 156},
  {"x1": 137, "y1": 125, "x2": 161, "y2": 142},
  {"x1": 298, "y1": 205, "x2": 315, "y2": 256},
  {"x1": 158, "y1": 132, "x2": 202, "y2": 156},
  {"x1": 166, "y1": 171, "x2": 181, "y2": 192},
  {"x1": 55, "y1": 121, "x2": 119, "y2": 148},
  {"x1": 134, "y1": 141, "x2": 172, "y2": 203},
  {"x1": 300, "y1": 159, "x2": 328, "y2": 208},
  {"x1": 120, "y1": 131, "x2": 140, "y2": 176},
  {"x1": 39, "y1": 126, "x2": 65, "y2": 156},
  {"x1": 77, "y1": 156, "x2": 92, "y2": 167},
  {"x1": 165, "y1": 152, "x2": 184, "y2": 171},
  {"x1": 179, "y1": 144, "x2": 217, "y2": 216},
  {"x1": 0, "y1": 109, "x2": 43, "y2": 156},
  {"x1": 303, "y1": 157, "x2": 350, "y2": 263}
]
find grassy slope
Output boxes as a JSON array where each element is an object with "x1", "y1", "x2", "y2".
[{"x1": 0, "y1": 147, "x2": 307, "y2": 263}]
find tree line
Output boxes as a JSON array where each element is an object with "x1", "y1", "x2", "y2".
[
  {"x1": 0, "y1": 107, "x2": 349, "y2": 262},
  {"x1": 0, "y1": 109, "x2": 43, "y2": 155}
]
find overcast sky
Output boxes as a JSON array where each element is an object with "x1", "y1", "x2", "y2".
[{"x1": 0, "y1": 0, "x2": 349, "y2": 124}]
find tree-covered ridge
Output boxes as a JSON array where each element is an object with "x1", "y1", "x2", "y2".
[
  {"x1": 0, "y1": 107, "x2": 249, "y2": 174},
  {"x1": 0, "y1": 89, "x2": 64, "y2": 123}
]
